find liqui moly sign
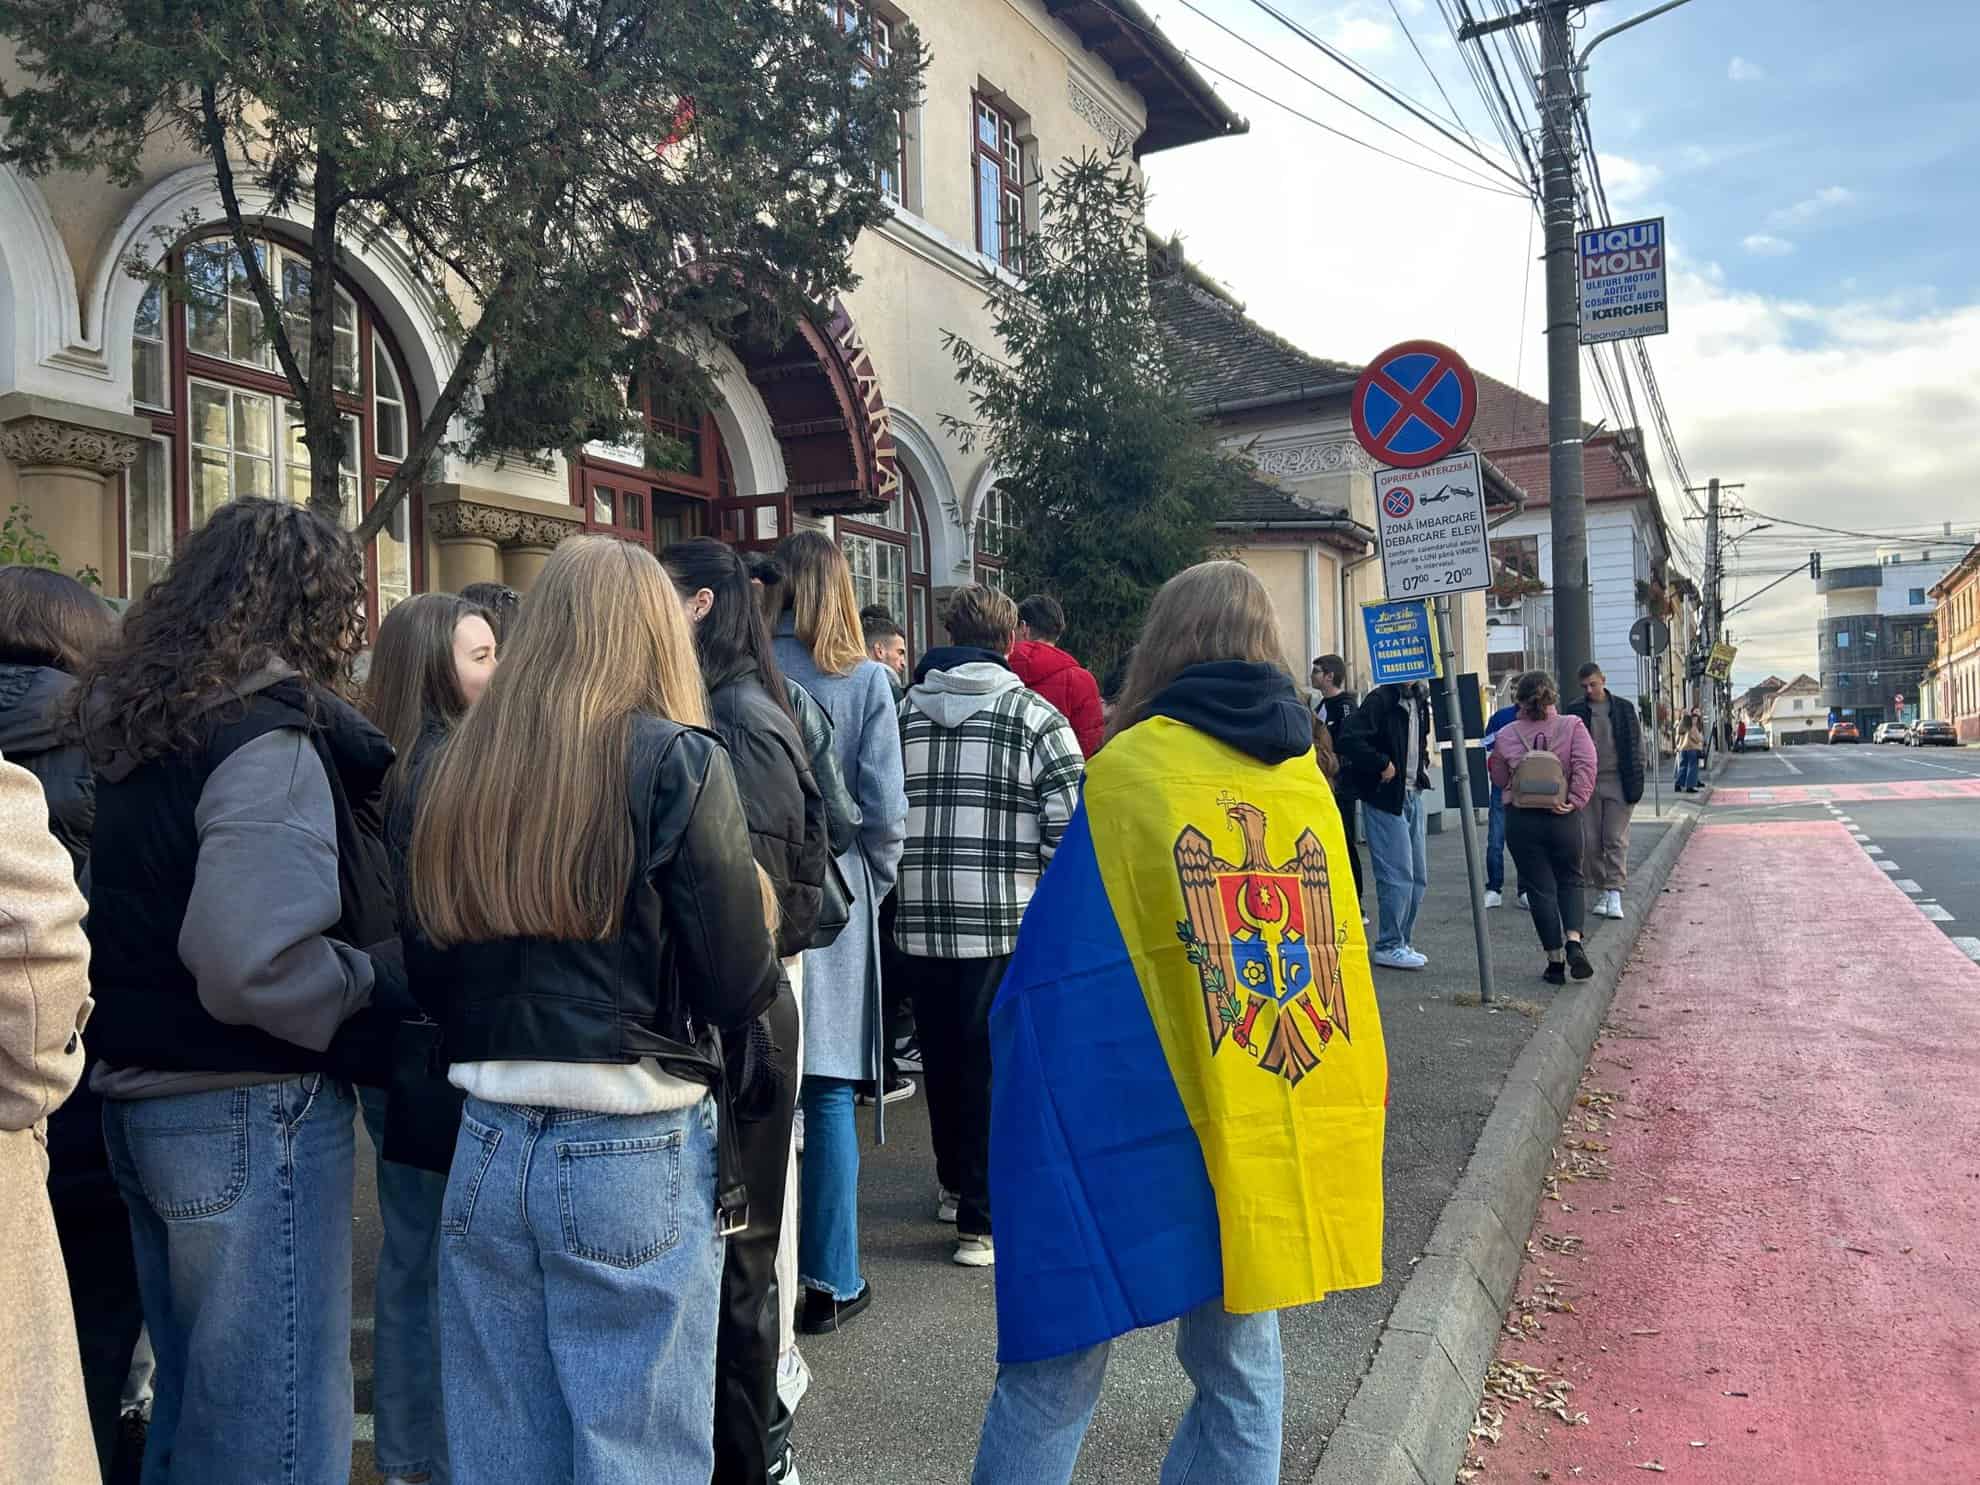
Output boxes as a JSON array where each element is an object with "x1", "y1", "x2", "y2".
[{"x1": 1577, "y1": 217, "x2": 1669, "y2": 345}]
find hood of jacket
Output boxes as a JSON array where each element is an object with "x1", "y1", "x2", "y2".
[
  {"x1": 0, "y1": 663, "x2": 76, "y2": 759},
  {"x1": 1147, "y1": 661, "x2": 1313, "y2": 765},
  {"x1": 1008, "y1": 640, "x2": 1080, "y2": 684},
  {"x1": 907, "y1": 647, "x2": 1023, "y2": 728}
]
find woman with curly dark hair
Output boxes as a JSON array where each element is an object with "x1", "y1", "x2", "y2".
[{"x1": 77, "y1": 497, "x2": 405, "y2": 1485}]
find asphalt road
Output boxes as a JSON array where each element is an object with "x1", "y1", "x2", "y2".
[
  {"x1": 349, "y1": 812, "x2": 1678, "y2": 1483},
  {"x1": 1711, "y1": 740, "x2": 1980, "y2": 964}
]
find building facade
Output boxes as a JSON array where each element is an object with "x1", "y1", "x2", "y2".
[
  {"x1": 1929, "y1": 543, "x2": 1980, "y2": 742},
  {"x1": 0, "y1": 0, "x2": 1242, "y2": 659},
  {"x1": 1761, "y1": 672, "x2": 1826, "y2": 745},
  {"x1": 1817, "y1": 553, "x2": 1952, "y2": 733}
]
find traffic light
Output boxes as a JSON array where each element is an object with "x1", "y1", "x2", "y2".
[{"x1": 1809, "y1": 551, "x2": 1822, "y2": 579}]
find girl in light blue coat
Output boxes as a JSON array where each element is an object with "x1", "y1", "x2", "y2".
[{"x1": 769, "y1": 532, "x2": 907, "y2": 1339}]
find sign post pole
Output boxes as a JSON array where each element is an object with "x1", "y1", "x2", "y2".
[
  {"x1": 1650, "y1": 653, "x2": 1663, "y2": 818},
  {"x1": 1434, "y1": 593, "x2": 1495, "y2": 1007}
]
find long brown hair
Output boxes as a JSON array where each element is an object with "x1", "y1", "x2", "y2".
[
  {"x1": 409, "y1": 537, "x2": 709, "y2": 945},
  {"x1": 1107, "y1": 561, "x2": 1289, "y2": 741},
  {"x1": 771, "y1": 531, "x2": 866, "y2": 677},
  {"x1": 363, "y1": 593, "x2": 493, "y2": 798},
  {"x1": 0, "y1": 566, "x2": 115, "y2": 673}
]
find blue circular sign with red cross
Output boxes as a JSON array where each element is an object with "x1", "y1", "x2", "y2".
[
  {"x1": 1351, "y1": 339, "x2": 1479, "y2": 469},
  {"x1": 1382, "y1": 485, "x2": 1414, "y2": 519}
]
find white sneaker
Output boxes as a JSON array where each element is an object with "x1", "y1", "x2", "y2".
[
  {"x1": 1372, "y1": 946, "x2": 1425, "y2": 971},
  {"x1": 954, "y1": 1233, "x2": 995, "y2": 1267},
  {"x1": 793, "y1": 1106, "x2": 805, "y2": 1156},
  {"x1": 1605, "y1": 889, "x2": 1625, "y2": 919},
  {"x1": 1484, "y1": 890, "x2": 1503, "y2": 908},
  {"x1": 1518, "y1": 892, "x2": 1530, "y2": 911},
  {"x1": 935, "y1": 1188, "x2": 959, "y2": 1224},
  {"x1": 776, "y1": 1347, "x2": 812, "y2": 1415}
]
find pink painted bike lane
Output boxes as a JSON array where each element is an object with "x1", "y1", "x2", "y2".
[{"x1": 1471, "y1": 820, "x2": 1980, "y2": 1483}]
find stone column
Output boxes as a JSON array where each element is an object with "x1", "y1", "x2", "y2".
[
  {"x1": 425, "y1": 491, "x2": 583, "y2": 595},
  {"x1": 428, "y1": 502, "x2": 505, "y2": 592},
  {"x1": 501, "y1": 517, "x2": 575, "y2": 591},
  {"x1": 0, "y1": 396, "x2": 150, "y2": 586}
]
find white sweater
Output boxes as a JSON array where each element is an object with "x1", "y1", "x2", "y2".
[{"x1": 450, "y1": 1059, "x2": 704, "y2": 1114}]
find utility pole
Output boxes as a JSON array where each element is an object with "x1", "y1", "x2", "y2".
[
  {"x1": 1704, "y1": 476, "x2": 1720, "y2": 749},
  {"x1": 1539, "y1": 0, "x2": 1591, "y2": 688}
]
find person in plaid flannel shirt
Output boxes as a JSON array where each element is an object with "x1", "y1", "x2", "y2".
[{"x1": 894, "y1": 585, "x2": 1084, "y2": 1268}]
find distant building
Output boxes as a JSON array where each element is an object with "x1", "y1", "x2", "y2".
[
  {"x1": 1762, "y1": 673, "x2": 1827, "y2": 745},
  {"x1": 1736, "y1": 675, "x2": 1785, "y2": 722},
  {"x1": 1818, "y1": 552, "x2": 1957, "y2": 731},
  {"x1": 1929, "y1": 543, "x2": 1980, "y2": 742}
]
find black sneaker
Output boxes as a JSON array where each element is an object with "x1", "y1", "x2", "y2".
[
  {"x1": 892, "y1": 1037, "x2": 924, "y2": 1074},
  {"x1": 796, "y1": 1282, "x2": 872, "y2": 1335},
  {"x1": 1543, "y1": 960, "x2": 1567, "y2": 986},
  {"x1": 855, "y1": 1075, "x2": 917, "y2": 1107},
  {"x1": 1565, "y1": 940, "x2": 1594, "y2": 980}
]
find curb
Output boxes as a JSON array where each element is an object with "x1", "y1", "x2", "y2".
[{"x1": 1310, "y1": 807, "x2": 1703, "y2": 1485}]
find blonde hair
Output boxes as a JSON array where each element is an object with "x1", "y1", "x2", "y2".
[
  {"x1": 409, "y1": 536, "x2": 710, "y2": 945},
  {"x1": 773, "y1": 531, "x2": 866, "y2": 677},
  {"x1": 1108, "y1": 561, "x2": 1290, "y2": 740}
]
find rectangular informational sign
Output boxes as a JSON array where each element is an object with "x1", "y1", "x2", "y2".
[
  {"x1": 1706, "y1": 641, "x2": 1737, "y2": 682},
  {"x1": 1374, "y1": 450, "x2": 1491, "y2": 600},
  {"x1": 1579, "y1": 216, "x2": 1669, "y2": 344},
  {"x1": 1361, "y1": 598, "x2": 1443, "y2": 686}
]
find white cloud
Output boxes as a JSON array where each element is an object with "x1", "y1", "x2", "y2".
[
  {"x1": 1742, "y1": 233, "x2": 1796, "y2": 257},
  {"x1": 1329, "y1": 15, "x2": 1395, "y2": 54},
  {"x1": 1597, "y1": 153, "x2": 1663, "y2": 206},
  {"x1": 1770, "y1": 185, "x2": 1855, "y2": 226},
  {"x1": 1727, "y1": 56, "x2": 1765, "y2": 82}
]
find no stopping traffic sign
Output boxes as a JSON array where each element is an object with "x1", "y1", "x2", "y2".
[{"x1": 1351, "y1": 340, "x2": 1479, "y2": 469}]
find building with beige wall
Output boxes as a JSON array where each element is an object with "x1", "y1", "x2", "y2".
[{"x1": 0, "y1": 0, "x2": 1242, "y2": 651}]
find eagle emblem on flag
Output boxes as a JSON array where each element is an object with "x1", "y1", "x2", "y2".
[{"x1": 1174, "y1": 795, "x2": 1351, "y2": 1085}]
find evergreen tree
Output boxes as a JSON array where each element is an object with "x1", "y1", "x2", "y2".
[
  {"x1": 0, "y1": 0, "x2": 922, "y2": 537},
  {"x1": 944, "y1": 150, "x2": 1243, "y2": 676}
]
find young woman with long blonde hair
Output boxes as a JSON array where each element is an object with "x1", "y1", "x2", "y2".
[
  {"x1": 768, "y1": 531, "x2": 907, "y2": 1337},
  {"x1": 402, "y1": 536, "x2": 780, "y2": 1485}
]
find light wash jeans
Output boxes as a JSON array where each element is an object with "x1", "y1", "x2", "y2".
[
  {"x1": 972, "y1": 1301, "x2": 1284, "y2": 1485},
  {"x1": 438, "y1": 1096, "x2": 723, "y2": 1485},
  {"x1": 1363, "y1": 790, "x2": 1429, "y2": 953},
  {"x1": 106, "y1": 1075, "x2": 356, "y2": 1485},
  {"x1": 358, "y1": 1086, "x2": 450, "y2": 1484},
  {"x1": 797, "y1": 1075, "x2": 864, "y2": 1299},
  {"x1": 1485, "y1": 784, "x2": 1507, "y2": 895},
  {"x1": 1676, "y1": 748, "x2": 1702, "y2": 790}
]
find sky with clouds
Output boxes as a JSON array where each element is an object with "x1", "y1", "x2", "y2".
[{"x1": 1137, "y1": 0, "x2": 1980, "y2": 689}]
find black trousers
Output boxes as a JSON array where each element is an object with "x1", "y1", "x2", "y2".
[
  {"x1": 1334, "y1": 788, "x2": 1365, "y2": 902},
  {"x1": 877, "y1": 889, "x2": 915, "y2": 1080},
  {"x1": 1505, "y1": 807, "x2": 1585, "y2": 953},
  {"x1": 712, "y1": 979, "x2": 800, "y2": 1484},
  {"x1": 901, "y1": 952, "x2": 1009, "y2": 1237}
]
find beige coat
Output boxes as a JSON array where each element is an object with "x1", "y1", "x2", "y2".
[{"x1": 0, "y1": 752, "x2": 98, "y2": 1484}]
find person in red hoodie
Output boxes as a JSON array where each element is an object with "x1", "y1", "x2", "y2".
[{"x1": 1009, "y1": 595, "x2": 1104, "y2": 757}]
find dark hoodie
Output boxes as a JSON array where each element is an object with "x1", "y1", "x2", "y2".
[
  {"x1": 1145, "y1": 660, "x2": 1314, "y2": 765},
  {"x1": 0, "y1": 663, "x2": 91, "y2": 875}
]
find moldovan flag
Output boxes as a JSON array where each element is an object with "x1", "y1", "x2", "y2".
[{"x1": 988, "y1": 717, "x2": 1386, "y2": 1364}]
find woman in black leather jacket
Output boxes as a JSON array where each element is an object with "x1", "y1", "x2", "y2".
[
  {"x1": 403, "y1": 536, "x2": 779, "y2": 1485},
  {"x1": 665, "y1": 536, "x2": 826, "y2": 1485}
]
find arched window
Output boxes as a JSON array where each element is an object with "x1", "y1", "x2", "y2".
[
  {"x1": 123, "y1": 233, "x2": 421, "y2": 618},
  {"x1": 973, "y1": 483, "x2": 1013, "y2": 591},
  {"x1": 840, "y1": 474, "x2": 931, "y2": 661}
]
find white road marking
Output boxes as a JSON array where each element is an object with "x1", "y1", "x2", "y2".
[
  {"x1": 1920, "y1": 903, "x2": 1956, "y2": 922},
  {"x1": 1896, "y1": 880, "x2": 1923, "y2": 894},
  {"x1": 1951, "y1": 937, "x2": 1980, "y2": 964},
  {"x1": 1775, "y1": 750, "x2": 1803, "y2": 776},
  {"x1": 1876, "y1": 860, "x2": 1901, "y2": 872},
  {"x1": 1865, "y1": 844, "x2": 1885, "y2": 855}
]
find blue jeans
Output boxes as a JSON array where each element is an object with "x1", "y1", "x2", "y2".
[
  {"x1": 106, "y1": 1075, "x2": 356, "y2": 1485},
  {"x1": 439, "y1": 1096, "x2": 724, "y2": 1485},
  {"x1": 972, "y1": 1301, "x2": 1284, "y2": 1485},
  {"x1": 798, "y1": 1075, "x2": 864, "y2": 1299},
  {"x1": 1676, "y1": 748, "x2": 1702, "y2": 790},
  {"x1": 1486, "y1": 785, "x2": 1507, "y2": 894},
  {"x1": 1362, "y1": 791, "x2": 1429, "y2": 953},
  {"x1": 358, "y1": 1087, "x2": 450, "y2": 1484}
]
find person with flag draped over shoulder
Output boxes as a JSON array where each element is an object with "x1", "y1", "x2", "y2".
[{"x1": 972, "y1": 561, "x2": 1388, "y2": 1485}]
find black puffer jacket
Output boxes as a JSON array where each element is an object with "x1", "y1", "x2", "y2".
[
  {"x1": 708, "y1": 660, "x2": 829, "y2": 959},
  {"x1": 1564, "y1": 692, "x2": 1646, "y2": 804},
  {"x1": 0, "y1": 663, "x2": 90, "y2": 875},
  {"x1": 785, "y1": 677, "x2": 860, "y2": 856},
  {"x1": 1338, "y1": 682, "x2": 1436, "y2": 817}
]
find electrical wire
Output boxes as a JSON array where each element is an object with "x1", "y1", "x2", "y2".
[{"x1": 1385, "y1": 0, "x2": 1484, "y2": 159}]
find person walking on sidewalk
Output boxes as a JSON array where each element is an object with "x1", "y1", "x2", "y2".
[
  {"x1": 1309, "y1": 655, "x2": 1364, "y2": 909},
  {"x1": 1481, "y1": 685, "x2": 1520, "y2": 911},
  {"x1": 973, "y1": 561, "x2": 1386, "y2": 1485},
  {"x1": 1488, "y1": 670, "x2": 1598, "y2": 985},
  {"x1": 1676, "y1": 712, "x2": 1706, "y2": 792},
  {"x1": 1008, "y1": 594, "x2": 1104, "y2": 758},
  {"x1": 1338, "y1": 678, "x2": 1436, "y2": 970},
  {"x1": 895, "y1": 586, "x2": 1084, "y2": 1269},
  {"x1": 1565, "y1": 662, "x2": 1644, "y2": 921}
]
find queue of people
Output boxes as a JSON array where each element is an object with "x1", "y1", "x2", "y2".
[{"x1": 1, "y1": 499, "x2": 1400, "y2": 1485}]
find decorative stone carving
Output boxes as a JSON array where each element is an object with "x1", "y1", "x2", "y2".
[
  {"x1": 1250, "y1": 439, "x2": 1373, "y2": 480},
  {"x1": 0, "y1": 415, "x2": 143, "y2": 475},
  {"x1": 1067, "y1": 77, "x2": 1133, "y2": 152},
  {"x1": 427, "y1": 498, "x2": 582, "y2": 550}
]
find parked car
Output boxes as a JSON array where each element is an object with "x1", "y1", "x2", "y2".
[
  {"x1": 1874, "y1": 722, "x2": 1909, "y2": 744},
  {"x1": 1741, "y1": 722, "x2": 1771, "y2": 750},
  {"x1": 1909, "y1": 718, "x2": 1958, "y2": 747},
  {"x1": 1829, "y1": 722, "x2": 1860, "y2": 743}
]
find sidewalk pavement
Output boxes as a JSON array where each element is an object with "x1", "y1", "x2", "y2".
[{"x1": 1468, "y1": 816, "x2": 1980, "y2": 1482}]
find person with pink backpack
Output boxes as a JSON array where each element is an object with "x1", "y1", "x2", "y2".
[{"x1": 1487, "y1": 670, "x2": 1598, "y2": 984}]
